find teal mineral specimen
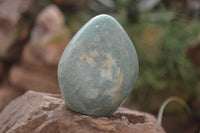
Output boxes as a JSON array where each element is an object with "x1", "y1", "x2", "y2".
[{"x1": 58, "y1": 14, "x2": 139, "y2": 116}]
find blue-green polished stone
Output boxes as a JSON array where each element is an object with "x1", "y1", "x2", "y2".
[{"x1": 58, "y1": 14, "x2": 139, "y2": 116}]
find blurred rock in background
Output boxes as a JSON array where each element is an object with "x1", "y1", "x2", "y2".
[
  {"x1": 8, "y1": 5, "x2": 71, "y2": 93},
  {"x1": 0, "y1": 0, "x2": 41, "y2": 62},
  {"x1": 9, "y1": 64, "x2": 59, "y2": 93},
  {"x1": 30, "y1": 5, "x2": 70, "y2": 66},
  {"x1": 137, "y1": 0, "x2": 160, "y2": 12},
  {"x1": 187, "y1": 0, "x2": 200, "y2": 19},
  {"x1": 51, "y1": 0, "x2": 94, "y2": 7}
]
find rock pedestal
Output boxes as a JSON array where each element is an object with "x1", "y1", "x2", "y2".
[{"x1": 0, "y1": 91, "x2": 166, "y2": 133}]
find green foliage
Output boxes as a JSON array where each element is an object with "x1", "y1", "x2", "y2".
[
  {"x1": 39, "y1": 0, "x2": 53, "y2": 7},
  {"x1": 114, "y1": 0, "x2": 130, "y2": 10},
  {"x1": 126, "y1": 10, "x2": 200, "y2": 105}
]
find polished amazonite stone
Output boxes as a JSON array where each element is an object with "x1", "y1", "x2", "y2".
[{"x1": 58, "y1": 14, "x2": 139, "y2": 116}]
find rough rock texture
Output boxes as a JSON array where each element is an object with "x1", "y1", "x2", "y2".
[
  {"x1": 9, "y1": 65, "x2": 60, "y2": 93},
  {"x1": 0, "y1": 91, "x2": 166, "y2": 133},
  {"x1": 0, "y1": 87, "x2": 24, "y2": 112},
  {"x1": 0, "y1": 0, "x2": 40, "y2": 61}
]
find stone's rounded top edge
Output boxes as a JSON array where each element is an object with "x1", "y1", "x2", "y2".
[
  {"x1": 60, "y1": 14, "x2": 118, "y2": 56},
  {"x1": 91, "y1": 14, "x2": 117, "y2": 23},
  {"x1": 95, "y1": 14, "x2": 114, "y2": 19}
]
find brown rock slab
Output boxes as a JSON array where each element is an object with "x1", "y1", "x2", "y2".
[
  {"x1": 0, "y1": 91, "x2": 166, "y2": 133},
  {"x1": 9, "y1": 65, "x2": 60, "y2": 93},
  {"x1": 0, "y1": 87, "x2": 24, "y2": 112}
]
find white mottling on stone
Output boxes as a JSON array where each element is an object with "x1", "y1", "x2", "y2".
[
  {"x1": 81, "y1": 49, "x2": 100, "y2": 65},
  {"x1": 105, "y1": 31, "x2": 109, "y2": 35},
  {"x1": 95, "y1": 25, "x2": 99, "y2": 28},
  {"x1": 117, "y1": 68, "x2": 121, "y2": 76},
  {"x1": 91, "y1": 48, "x2": 99, "y2": 57},
  {"x1": 85, "y1": 76, "x2": 92, "y2": 81},
  {"x1": 101, "y1": 68, "x2": 113, "y2": 81},
  {"x1": 107, "y1": 69, "x2": 123, "y2": 104},
  {"x1": 71, "y1": 39, "x2": 83, "y2": 50},
  {"x1": 80, "y1": 55, "x2": 95, "y2": 65},
  {"x1": 100, "y1": 54, "x2": 118, "y2": 81},
  {"x1": 106, "y1": 54, "x2": 116, "y2": 64},
  {"x1": 94, "y1": 37, "x2": 100, "y2": 42},
  {"x1": 84, "y1": 88, "x2": 100, "y2": 99},
  {"x1": 87, "y1": 57, "x2": 95, "y2": 64},
  {"x1": 108, "y1": 87, "x2": 118, "y2": 95}
]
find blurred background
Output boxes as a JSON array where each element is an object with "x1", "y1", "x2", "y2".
[{"x1": 0, "y1": 0, "x2": 200, "y2": 132}]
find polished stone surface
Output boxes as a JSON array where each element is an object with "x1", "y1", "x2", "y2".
[{"x1": 58, "y1": 14, "x2": 139, "y2": 116}]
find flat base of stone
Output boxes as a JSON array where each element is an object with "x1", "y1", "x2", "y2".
[{"x1": 0, "y1": 91, "x2": 166, "y2": 133}]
